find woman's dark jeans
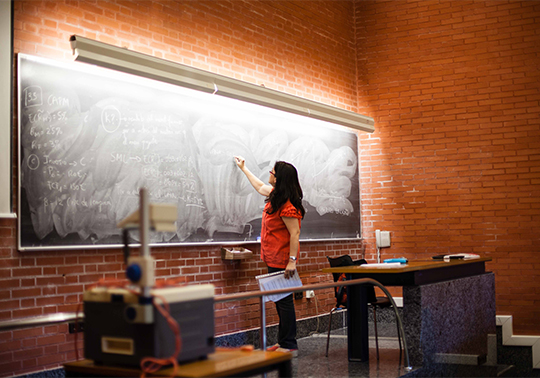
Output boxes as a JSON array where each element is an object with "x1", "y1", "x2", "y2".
[{"x1": 267, "y1": 266, "x2": 298, "y2": 350}]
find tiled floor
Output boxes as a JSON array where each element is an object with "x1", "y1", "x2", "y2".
[
  {"x1": 269, "y1": 324, "x2": 540, "y2": 378},
  {"x1": 268, "y1": 324, "x2": 409, "y2": 378}
]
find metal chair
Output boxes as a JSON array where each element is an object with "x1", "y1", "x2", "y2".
[
  {"x1": 325, "y1": 255, "x2": 402, "y2": 360},
  {"x1": 370, "y1": 295, "x2": 402, "y2": 360}
]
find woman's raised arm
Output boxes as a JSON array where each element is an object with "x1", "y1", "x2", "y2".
[{"x1": 234, "y1": 156, "x2": 272, "y2": 197}]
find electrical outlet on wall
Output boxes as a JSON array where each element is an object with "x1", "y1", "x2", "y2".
[{"x1": 69, "y1": 322, "x2": 84, "y2": 333}]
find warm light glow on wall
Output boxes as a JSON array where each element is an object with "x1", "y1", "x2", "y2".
[{"x1": 69, "y1": 35, "x2": 375, "y2": 133}]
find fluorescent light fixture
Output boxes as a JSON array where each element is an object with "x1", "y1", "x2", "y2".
[{"x1": 69, "y1": 35, "x2": 375, "y2": 133}]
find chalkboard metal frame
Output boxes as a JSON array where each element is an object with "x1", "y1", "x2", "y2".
[{"x1": 18, "y1": 54, "x2": 363, "y2": 251}]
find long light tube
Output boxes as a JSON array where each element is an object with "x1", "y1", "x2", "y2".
[{"x1": 69, "y1": 35, "x2": 375, "y2": 133}]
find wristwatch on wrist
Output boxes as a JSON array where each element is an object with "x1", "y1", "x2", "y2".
[{"x1": 289, "y1": 256, "x2": 297, "y2": 261}]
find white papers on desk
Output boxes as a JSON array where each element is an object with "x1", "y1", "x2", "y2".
[
  {"x1": 444, "y1": 253, "x2": 480, "y2": 261},
  {"x1": 357, "y1": 262, "x2": 403, "y2": 268},
  {"x1": 256, "y1": 270, "x2": 302, "y2": 302}
]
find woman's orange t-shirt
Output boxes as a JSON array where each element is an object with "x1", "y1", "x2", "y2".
[{"x1": 260, "y1": 200, "x2": 302, "y2": 269}]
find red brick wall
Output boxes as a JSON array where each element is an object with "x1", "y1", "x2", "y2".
[
  {"x1": 3, "y1": 0, "x2": 539, "y2": 376},
  {"x1": 355, "y1": 0, "x2": 540, "y2": 335},
  {"x1": 3, "y1": 1, "x2": 363, "y2": 376}
]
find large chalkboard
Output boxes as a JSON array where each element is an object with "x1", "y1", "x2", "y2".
[{"x1": 18, "y1": 54, "x2": 361, "y2": 250}]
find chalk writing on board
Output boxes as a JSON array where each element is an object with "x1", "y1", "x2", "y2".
[{"x1": 18, "y1": 54, "x2": 361, "y2": 249}]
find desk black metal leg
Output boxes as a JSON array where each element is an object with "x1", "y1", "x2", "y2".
[
  {"x1": 346, "y1": 275, "x2": 369, "y2": 362},
  {"x1": 278, "y1": 359, "x2": 292, "y2": 377}
]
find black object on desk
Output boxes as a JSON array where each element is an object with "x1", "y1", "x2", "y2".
[{"x1": 432, "y1": 254, "x2": 464, "y2": 260}]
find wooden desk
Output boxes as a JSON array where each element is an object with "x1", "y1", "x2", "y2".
[
  {"x1": 322, "y1": 258, "x2": 494, "y2": 364},
  {"x1": 64, "y1": 349, "x2": 292, "y2": 377},
  {"x1": 322, "y1": 258, "x2": 491, "y2": 286}
]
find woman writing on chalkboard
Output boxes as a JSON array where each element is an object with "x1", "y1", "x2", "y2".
[{"x1": 234, "y1": 156, "x2": 305, "y2": 356}]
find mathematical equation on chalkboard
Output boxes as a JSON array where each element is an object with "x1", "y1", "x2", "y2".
[{"x1": 18, "y1": 54, "x2": 361, "y2": 250}]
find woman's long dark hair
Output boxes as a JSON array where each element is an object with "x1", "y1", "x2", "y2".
[{"x1": 266, "y1": 161, "x2": 305, "y2": 218}]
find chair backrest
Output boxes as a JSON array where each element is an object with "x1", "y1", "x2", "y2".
[
  {"x1": 327, "y1": 255, "x2": 366, "y2": 281},
  {"x1": 326, "y1": 255, "x2": 376, "y2": 305}
]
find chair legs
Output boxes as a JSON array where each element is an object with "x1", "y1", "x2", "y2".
[
  {"x1": 396, "y1": 313, "x2": 402, "y2": 357},
  {"x1": 373, "y1": 304, "x2": 402, "y2": 361},
  {"x1": 373, "y1": 306, "x2": 380, "y2": 360},
  {"x1": 325, "y1": 307, "x2": 339, "y2": 357},
  {"x1": 327, "y1": 303, "x2": 403, "y2": 361}
]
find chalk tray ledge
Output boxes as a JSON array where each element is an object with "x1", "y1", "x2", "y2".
[{"x1": 221, "y1": 247, "x2": 254, "y2": 260}]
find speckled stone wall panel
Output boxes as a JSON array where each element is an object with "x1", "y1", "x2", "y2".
[
  {"x1": 403, "y1": 273, "x2": 496, "y2": 366},
  {"x1": 403, "y1": 285, "x2": 423, "y2": 366}
]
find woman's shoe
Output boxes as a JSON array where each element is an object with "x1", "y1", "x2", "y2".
[
  {"x1": 275, "y1": 347, "x2": 298, "y2": 358},
  {"x1": 266, "y1": 343, "x2": 280, "y2": 351}
]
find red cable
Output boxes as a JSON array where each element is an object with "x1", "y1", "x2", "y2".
[{"x1": 140, "y1": 293, "x2": 182, "y2": 378}]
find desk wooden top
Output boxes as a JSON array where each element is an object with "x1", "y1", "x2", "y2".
[
  {"x1": 64, "y1": 349, "x2": 291, "y2": 378},
  {"x1": 322, "y1": 257, "x2": 492, "y2": 286},
  {"x1": 322, "y1": 257, "x2": 491, "y2": 274}
]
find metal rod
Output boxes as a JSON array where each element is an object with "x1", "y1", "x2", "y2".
[
  {"x1": 140, "y1": 188, "x2": 150, "y2": 259},
  {"x1": 139, "y1": 187, "x2": 152, "y2": 298},
  {"x1": 368, "y1": 280, "x2": 412, "y2": 371},
  {"x1": 259, "y1": 296, "x2": 266, "y2": 350},
  {"x1": 0, "y1": 312, "x2": 80, "y2": 331},
  {"x1": 214, "y1": 277, "x2": 386, "y2": 304}
]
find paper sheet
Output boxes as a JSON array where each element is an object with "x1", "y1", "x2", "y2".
[
  {"x1": 256, "y1": 270, "x2": 303, "y2": 302},
  {"x1": 357, "y1": 262, "x2": 403, "y2": 268}
]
